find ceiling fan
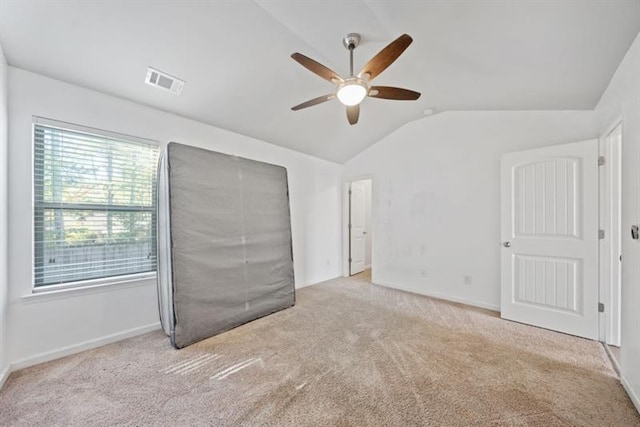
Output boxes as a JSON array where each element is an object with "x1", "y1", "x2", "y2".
[{"x1": 291, "y1": 33, "x2": 421, "y2": 125}]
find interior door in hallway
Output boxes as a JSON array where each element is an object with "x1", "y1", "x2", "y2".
[
  {"x1": 349, "y1": 181, "x2": 367, "y2": 275},
  {"x1": 501, "y1": 139, "x2": 599, "y2": 340}
]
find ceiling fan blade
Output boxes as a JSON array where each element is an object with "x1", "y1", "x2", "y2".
[
  {"x1": 368, "y1": 86, "x2": 421, "y2": 101},
  {"x1": 291, "y1": 94, "x2": 335, "y2": 111},
  {"x1": 346, "y1": 104, "x2": 360, "y2": 125},
  {"x1": 291, "y1": 53, "x2": 344, "y2": 84},
  {"x1": 358, "y1": 34, "x2": 413, "y2": 81}
]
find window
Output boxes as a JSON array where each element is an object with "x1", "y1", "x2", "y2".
[{"x1": 33, "y1": 118, "x2": 159, "y2": 289}]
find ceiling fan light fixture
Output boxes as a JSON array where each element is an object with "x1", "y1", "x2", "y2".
[
  {"x1": 290, "y1": 33, "x2": 420, "y2": 123},
  {"x1": 336, "y1": 78, "x2": 367, "y2": 106}
]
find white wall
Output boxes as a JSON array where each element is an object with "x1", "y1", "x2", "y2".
[
  {"x1": 343, "y1": 110, "x2": 598, "y2": 310},
  {"x1": 0, "y1": 43, "x2": 9, "y2": 385},
  {"x1": 596, "y1": 33, "x2": 640, "y2": 412},
  {"x1": 7, "y1": 68, "x2": 342, "y2": 368}
]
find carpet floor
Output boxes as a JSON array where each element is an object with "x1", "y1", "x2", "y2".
[{"x1": 1, "y1": 272, "x2": 638, "y2": 426}]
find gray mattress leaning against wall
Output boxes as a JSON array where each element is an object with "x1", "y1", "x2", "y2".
[{"x1": 157, "y1": 142, "x2": 295, "y2": 349}]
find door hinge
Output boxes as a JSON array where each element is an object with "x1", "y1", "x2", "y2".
[
  {"x1": 348, "y1": 223, "x2": 352, "y2": 229},
  {"x1": 598, "y1": 156, "x2": 606, "y2": 166},
  {"x1": 348, "y1": 258, "x2": 352, "y2": 263},
  {"x1": 599, "y1": 229, "x2": 605, "y2": 239},
  {"x1": 598, "y1": 302, "x2": 605, "y2": 313}
]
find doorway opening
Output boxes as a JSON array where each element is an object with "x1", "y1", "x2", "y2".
[
  {"x1": 346, "y1": 179, "x2": 372, "y2": 278},
  {"x1": 599, "y1": 120, "x2": 622, "y2": 366}
]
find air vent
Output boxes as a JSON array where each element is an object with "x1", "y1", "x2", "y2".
[{"x1": 145, "y1": 67, "x2": 185, "y2": 95}]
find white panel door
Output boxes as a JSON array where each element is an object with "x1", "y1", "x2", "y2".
[
  {"x1": 501, "y1": 139, "x2": 599, "y2": 340},
  {"x1": 350, "y1": 181, "x2": 367, "y2": 275}
]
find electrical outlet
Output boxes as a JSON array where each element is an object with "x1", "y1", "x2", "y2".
[{"x1": 464, "y1": 275, "x2": 472, "y2": 286}]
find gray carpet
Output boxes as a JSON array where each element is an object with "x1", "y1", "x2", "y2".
[{"x1": 1, "y1": 271, "x2": 638, "y2": 426}]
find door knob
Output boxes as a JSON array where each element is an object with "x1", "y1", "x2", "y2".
[{"x1": 503, "y1": 241, "x2": 511, "y2": 248}]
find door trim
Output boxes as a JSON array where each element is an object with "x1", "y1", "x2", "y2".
[{"x1": 598, "y1": 118, "x2": 622, "y2": 345}]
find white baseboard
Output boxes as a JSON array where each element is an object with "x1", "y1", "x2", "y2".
[
  {"x1": 374, "y1": 279, "x2": 500, "y2": 312},
  {"x1": 10, "y1": 322, "x2": 161, "y2": 372},
  {"x1": 296, "y1": 275, "x2": 341, "y2": 289},
  {"x1": 0, "y1": 364, "x2": 10, "y2": 389},
  {"x1": 296, "y1": 282, "x2": 316, "y2": 289},
  {"x1": 602, "y1": 343, "x2": 621, "y2": 375},
  {"x1": 622, "y1": 375, "x2": 640, "y2": 415}
]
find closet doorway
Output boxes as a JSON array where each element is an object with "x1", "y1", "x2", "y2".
[{"x1": 346, "y1": 179, "x2": 372, "y2": 276}]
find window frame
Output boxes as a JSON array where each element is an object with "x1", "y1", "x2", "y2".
[{"x1": 31, "y1": 116, "x2": 160, "y2": 293}]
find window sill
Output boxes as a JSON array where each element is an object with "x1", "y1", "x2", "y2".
[{"x1": 21, "y1": 272, "x2": 158, "y2": 304}]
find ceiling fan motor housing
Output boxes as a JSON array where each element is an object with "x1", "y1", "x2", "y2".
[{"x1": 343, "y1": 33, "x2": 361, "y2": 50}]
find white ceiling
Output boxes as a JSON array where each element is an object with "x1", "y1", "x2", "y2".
[{"x1": 0, "y1": 1, "x2": 638, "y2": 163}]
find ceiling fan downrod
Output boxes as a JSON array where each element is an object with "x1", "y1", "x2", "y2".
[{"x1": 343, "y1": 33, "x2": 361, "y2": 77}]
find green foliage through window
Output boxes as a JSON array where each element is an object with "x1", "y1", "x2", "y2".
[{"x1": 33, "y1": 120, "x2": 159, "y2": 287}]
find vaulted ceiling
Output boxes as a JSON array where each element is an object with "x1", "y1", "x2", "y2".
[{"x1": 0, "y1": 0, "x2": 638, "y2": 163}]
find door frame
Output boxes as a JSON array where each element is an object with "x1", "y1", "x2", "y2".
[
  {"x1": 598, "y1": 117, "x2": 623, "y2": 346},
  {"x1": 342, "y1": 175, "x2": 375, "y2": 278}
]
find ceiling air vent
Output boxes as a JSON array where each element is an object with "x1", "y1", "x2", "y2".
[{"x1": 145, "y1": 67, "x2": 185, "y2": 95}]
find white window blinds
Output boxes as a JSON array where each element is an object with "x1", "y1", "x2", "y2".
[{"x1": 33, "y1": 119, "x2": 159, "y2": 288}]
